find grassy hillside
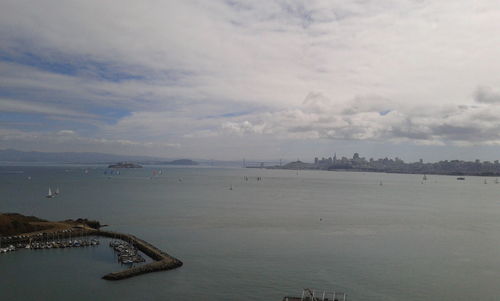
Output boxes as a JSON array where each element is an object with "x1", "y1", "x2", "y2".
[
  {"x1": 0, "y1": 213, "x2": 102, "y2": 236},
  {"x1": 0, "y1": 213, "x2": 51, "y2": 235}
]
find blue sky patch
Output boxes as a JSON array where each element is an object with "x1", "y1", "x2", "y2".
[
  {"x1": 0, "y1": 49, "x2": 145, "y2": 82},
  {"x1": 379, "y1": 109, "x2": 391, "y2": 116}
]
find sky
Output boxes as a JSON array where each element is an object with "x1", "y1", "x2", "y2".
[{"x1": 1, "y1": 0, "x2": 500, "y2": 162}]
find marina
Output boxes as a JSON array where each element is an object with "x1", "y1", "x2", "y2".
[
  {"x1": 1, "y1": 228, "x2": 99, "y2": 250},
  {"x1": 109, "y1": 240, "x2": 145, "y2": 264},
  {"x1": 0, "y1": 226, "x2": 182, "y2": 281},
  {"x1": 98, "y1": 230, "x2": 183, "y2": 280}
]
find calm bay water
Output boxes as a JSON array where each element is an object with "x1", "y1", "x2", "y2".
[{"x1": 1, "y1": 165, "x2": 499, "y2": 300}]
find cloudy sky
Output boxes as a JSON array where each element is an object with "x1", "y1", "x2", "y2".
[{"x1": 1, "y1": 0, "x2": 500, "y2": 161}]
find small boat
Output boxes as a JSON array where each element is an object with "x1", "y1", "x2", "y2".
[
  {"x1": 229, "y1": 184, "x2": 233, "y2": 190},
  {"x1": 46, "y1": 188, "x2": 54, "y2": 198},
  {"x1": 456, "y1": 177, "x2": 465, "y2": 180},
  {"x1": 379, "y1": 181, "x2": 383, "y2": 186}
]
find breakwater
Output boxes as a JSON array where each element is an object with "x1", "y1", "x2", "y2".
[
  {"x1": 96, "y1": 230, "x2": 183, "y2": 280},
  {"x1": 1, "y1": 228, "x2": 183, "y2": 280}
]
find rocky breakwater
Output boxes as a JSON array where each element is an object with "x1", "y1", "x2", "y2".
[{"x1": 97, "y1": 230, "x2": 183, "y2": 280}]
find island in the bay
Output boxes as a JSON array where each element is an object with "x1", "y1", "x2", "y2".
[
  {"x1": 160, "y1": 159, "x2": 198, "y2": 166},
  {"x1": 140, "y1": 159, "x2": 199, "y2": 166},
  {"x1": 108, "y1": 162, "x2": 143, "y2": 168},
  {"x1": 0, "y1": 213, "x2": 182, "y2": 280},
  {"x1": 265, "y1": 153, "x2": 500, "y2": 177},
  {"x1": 108, "y1": 159, "x2": 198, "y2": 168}
]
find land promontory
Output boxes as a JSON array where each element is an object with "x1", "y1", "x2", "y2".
[{"x1": 0, "y1": 213, "x2": 101, "y2": 236}]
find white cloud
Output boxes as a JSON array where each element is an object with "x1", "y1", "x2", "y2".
[
  {"x1": 57, "y1": 130, "x2": 76, "y2": 135},
  {"x1": 2, "y1": 1, "x2": 500, "y2": 159},
  {"x1": 0, "y1": 128, "x2": 180, "y2": 156},
  {"x1": 218, "y1": 91, "x2": 500, "y2": 146}
]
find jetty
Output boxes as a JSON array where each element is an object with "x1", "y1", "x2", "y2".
[{"x1": 97, "y1": 230, "x2": 183, "y2": 280}]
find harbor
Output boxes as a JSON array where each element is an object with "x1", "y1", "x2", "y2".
[
  {"x1": 1, "y1": 228, "x2": 99, "y2": 251},
  {"x1": 0, "y1": 218, "x2": 183, "y2": 280},
  {"x1": 97, "y1": 230, "x2": 183, "y2": 280},
  {"x1": 109, "y1": 240, "x2": 145, "y2": 264}
]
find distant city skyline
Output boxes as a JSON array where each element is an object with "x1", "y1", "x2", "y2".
[{"x1": 2, "y1": 1, "x2": 500, "y2": 161}]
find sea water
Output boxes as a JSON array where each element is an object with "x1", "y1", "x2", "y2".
[{"x1": 1, "y1": 165, "x2": 499, "y2": 301}]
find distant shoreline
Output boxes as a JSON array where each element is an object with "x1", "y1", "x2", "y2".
[
  {"x1": 267, "y1": 155, "x2": 500, "y2": 177},
  {"x1": 268, "y1": 167, "x2": 500, "y2": 177}
]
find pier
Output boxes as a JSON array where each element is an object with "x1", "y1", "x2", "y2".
[{"x1": 283, "y1": 289, "x2": 347, "y2": 301}]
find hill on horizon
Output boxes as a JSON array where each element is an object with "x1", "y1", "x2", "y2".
[{"x1": 0, "y1": 149, "x2": 242, "y2": 166}]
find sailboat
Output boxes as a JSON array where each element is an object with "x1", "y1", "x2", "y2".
[
  {"x1": 46, "y1": 188, "x2": 54, "y2": 198},
  {"x1": 484, "y1": 179, "x2": 488, "y2": 184},
  {"x1": 495, "y1": 178, "x2": 499, "y2": 184},
  {"x1": 55, "y1": 187, "x2": 60, "y2": 195},
  {"x1": 229, "y1": 184, "x2": 233, "y2": 190},
  {"x1": 423, "y1": 174, "x2": 427, "y2": 180}
]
